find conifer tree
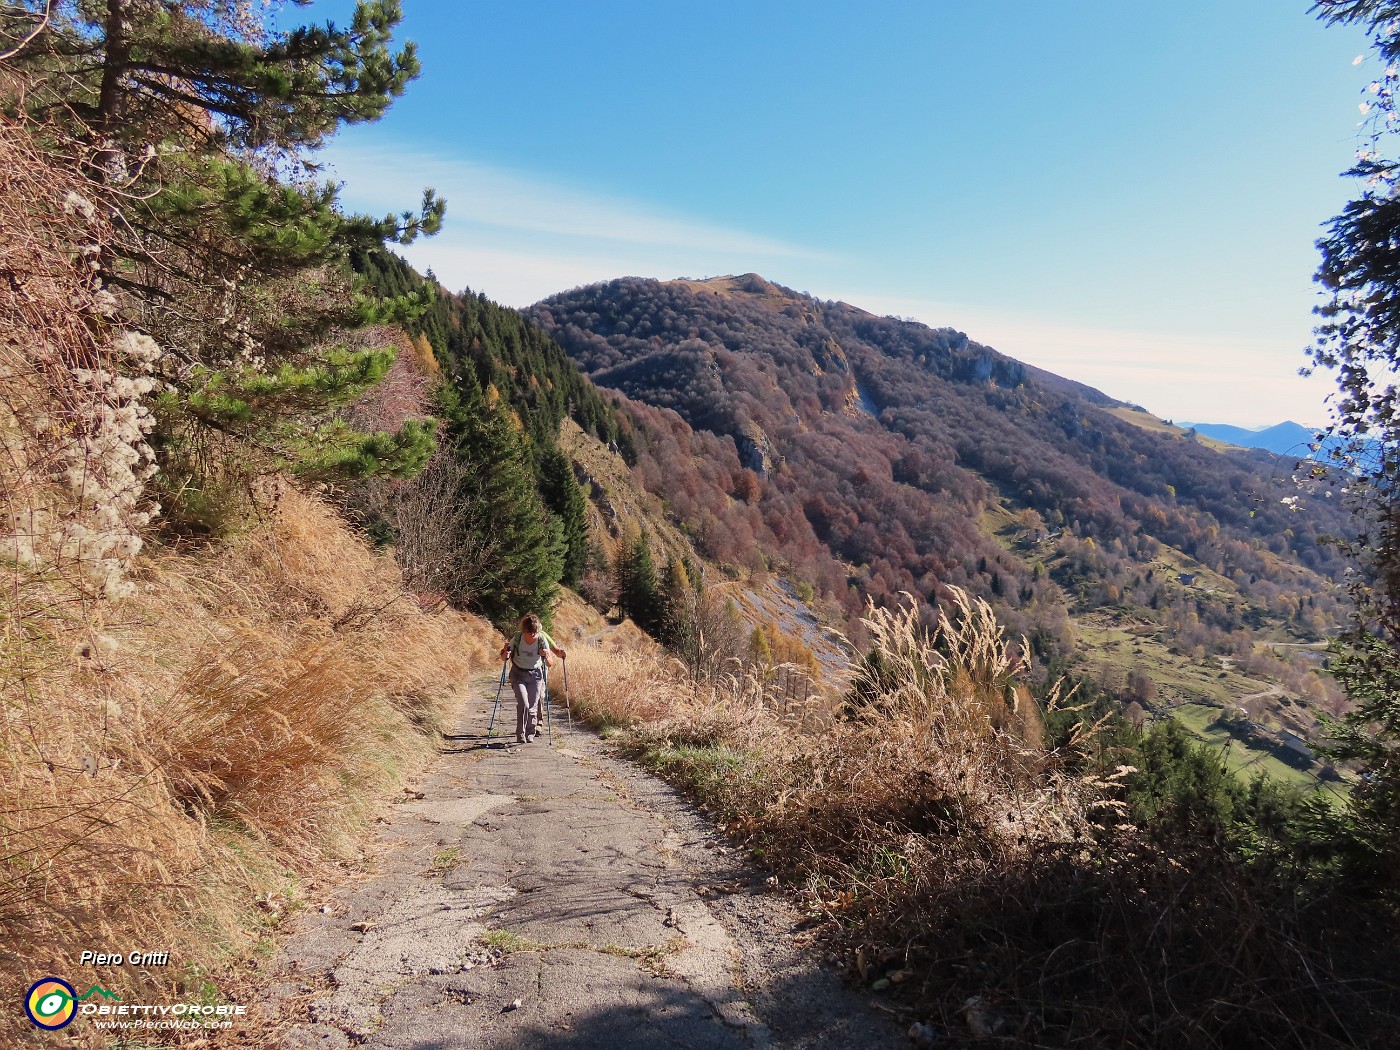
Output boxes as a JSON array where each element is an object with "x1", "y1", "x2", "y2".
[
  {"x1": 748, "y1": 623, "x2": 774, "y2": 674},
  {"x1": 660, "y1": 556, "x2": 694, "y2": 650},
  {"x1": 2, "y1": 0, "x2": 445, "y2": 521},
  {"x1": 7, "y1": 1, "x2": 422, "y2": 152},
  {"x1": 618, "y1": 530, "x2": 663, "y2": 637},
  {"x1": 537, "y1": 446, "x2": 589, "y2": 588},
  {"x1": 436, "y1": 373, "x2": 564, "y2": 629}
]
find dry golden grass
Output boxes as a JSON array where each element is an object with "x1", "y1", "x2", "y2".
[
  {"x1": 571, "y1": 589, "x2": 1400, "y2": 1048},
  {"x1": 570, "y1": 588, "x2": 1087, "y2": 833},
  {"x1": 546, "y1": 590, "x2": 598, "y2": 639},
  {"x1": 0, "y1": 483, "x2": 493, "y2": 1026},
  {"x1": 563, "y1": 648, "x2": 681, "y2": 729},
  {"x1": 760, "y1": 592, "x2": 1087, "y2": 862},
  {"x1": 0, "y1": 118, "x2": 495, "y2": 1027},
  {"x1": 564, "y1": 631, "x2": 813, "y2": 743}
]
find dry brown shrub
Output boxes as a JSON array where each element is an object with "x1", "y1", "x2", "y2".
[
  {"x1": 567, "y1": 588, "x2": 1116, "y2": 1016},
  {"x1": 343, "y1": 328, "x2": 435, "y2": 435},
  {"x1": 0, "y1": 116, "x2": 110, "y2": 380},
  {"x1": 575, "y1": 589, "x2": 1400, "y2": 1047},
  {"x1": 0, "y1": 482, "x2": 491, "y2": 1017}
]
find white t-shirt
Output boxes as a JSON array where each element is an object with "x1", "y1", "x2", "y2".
[{"x1": 512, "y1": 633, "x2": 550, "y2": 670}]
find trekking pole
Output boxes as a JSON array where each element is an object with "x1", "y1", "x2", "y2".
[
  {"x1": 543, "y1": 664, "x2": 555, "y2": 746},
  {"x1": 563, "y1": 659, "x2": 572, "y2": 731},
  {"x1": 486, "y1": 659, "x2": 508, "y2": 739}
]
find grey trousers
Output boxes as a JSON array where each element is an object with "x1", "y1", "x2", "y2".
[{"x1": 511, "y1": 668, "x2": 543, "y2": 741}]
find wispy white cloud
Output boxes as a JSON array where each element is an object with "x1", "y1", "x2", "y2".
[
  {"x1": 852, "y1": 293, "x2": 1333, "y2": 429},
  {"x1": 321, "y1": 140, "x2": 830, "y2": 305},
  {"x1": 320, "y1": 140, "x2": 1330, "y2": 430}
]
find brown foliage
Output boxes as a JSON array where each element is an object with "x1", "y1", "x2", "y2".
[
  {"x1": 570, "y1": 589, "x2": 1400, "y2": 1047},
  {"x1": 534, "y1": 276, "x2": 1352, "y2": 653},
  {"x1": 0, "y1": 483, "x2": 491, "y2": 1009},
  {"x1": 343, "y1": 327, "x2": 435, "y2": 434}
]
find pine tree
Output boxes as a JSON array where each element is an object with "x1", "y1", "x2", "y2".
[
  {"x1": 436, "y1": 373, "x2": 563, "y2": 629},
  {"x1": 537, "y1": 446, "x2": 589, "y2": 588},
  {"x1": 350, "y1": 246, "x2": 626, "y2": 481},
  {"x1": 3, "y1": 1, "x2": 445, "y2": 522},
  {"x1": 9, "y1": 1, "x2": 423, "y2": 153},
  {"x1": 618, "y1": 530, "x2": 663, "y2": 637}
]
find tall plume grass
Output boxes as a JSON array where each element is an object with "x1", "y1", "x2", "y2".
[
  {"x1": 763, "y1": 591, "x2": 1086, "y2": 879},
  {"x1": 572, "y1": 590, "x2": 1400, "y2": 1047},
  {"x1": 569, "y1": 589, "x2": 1095, "y2": 854}
]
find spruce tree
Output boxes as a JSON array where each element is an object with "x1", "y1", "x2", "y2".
[
  {"x1": 436, "y1": 374, "x2": 564, "y2": 629},
  {"x1": 618, "y1": 530, "x2": 663, "y2": 637},
  {"x1": 537, "y1": 446, "x2": 589, "y2": 588},
  {"x1": 660, "y1": 556, "x2": 694, "y2": 651}
]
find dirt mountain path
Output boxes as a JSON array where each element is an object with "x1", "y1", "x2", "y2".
[{"x1": 268, "y1": 675, "x2": 906, "y2": 1049}]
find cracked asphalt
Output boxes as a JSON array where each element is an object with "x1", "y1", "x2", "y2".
[{"x1": 265, "y1": 675, "x2": 906, "y2": 1049}]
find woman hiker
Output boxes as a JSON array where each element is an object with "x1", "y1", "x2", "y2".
[{"x1": 500, "y1": 614, "x2": 566, "y2": 743}]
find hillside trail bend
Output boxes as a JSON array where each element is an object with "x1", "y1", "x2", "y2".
[{"x1": 269, "y1": 674, "x2": 905, "y2": 1049}]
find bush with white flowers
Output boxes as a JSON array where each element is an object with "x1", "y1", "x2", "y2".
[{"x1": 3, "y1": 331, "x2": 163, "y2": 599}]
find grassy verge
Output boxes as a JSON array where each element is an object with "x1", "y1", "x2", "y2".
[{"x1": 567, "y1": 593, "x2": 1400, "y2": 1049}]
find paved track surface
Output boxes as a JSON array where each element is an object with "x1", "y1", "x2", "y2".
[{"x1": 269, "y1": 676, "x2": 906, "y2": 1049}]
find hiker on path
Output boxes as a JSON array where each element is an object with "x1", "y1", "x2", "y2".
[{"x1": 500, "y1": 614, "x2": 566, "y2": 743}]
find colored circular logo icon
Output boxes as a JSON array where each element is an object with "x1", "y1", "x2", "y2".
[{"x1": 25, "y1": 977, "x2": 77, "y2": 1030}]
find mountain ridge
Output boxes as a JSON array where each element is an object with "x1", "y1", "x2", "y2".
[
  {"x1": 1180, "y1": 419, "x2": 1325, "y2": 458},
  {"x1": 526, "y1": 271, "x2": 1349, "y2": 743}
]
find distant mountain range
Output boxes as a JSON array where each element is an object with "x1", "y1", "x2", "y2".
[{"x1": 1178, "y1": 421, "x2": 1333, "y2": 459}]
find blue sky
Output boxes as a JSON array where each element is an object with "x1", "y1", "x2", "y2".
[{"x1": 300, "y1": 1, "x2": 1374, "y2": 427}]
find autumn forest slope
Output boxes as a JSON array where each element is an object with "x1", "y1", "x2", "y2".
[{"x1": 528, "y1": 273, "x2": 1350, "y2": 738}]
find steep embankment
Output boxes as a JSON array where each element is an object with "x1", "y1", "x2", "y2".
[
  {"x1": 0, "y1": 108, "x2": 499, "y2": 1025},
  {"x1": 2, "y1": 477, "x2": 496, "y2": 1027}
]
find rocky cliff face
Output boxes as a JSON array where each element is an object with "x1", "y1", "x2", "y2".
[{"x1": 736, "y1": 421, "x2": 777, "y2": 476}]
